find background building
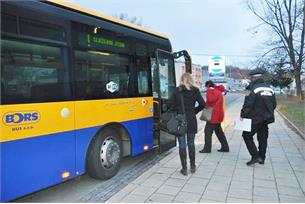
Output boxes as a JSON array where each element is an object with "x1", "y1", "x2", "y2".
[{"x1": 175, "y1": 61, "x2": 203, "y2": 91}]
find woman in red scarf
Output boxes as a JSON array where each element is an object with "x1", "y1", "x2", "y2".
[{"x1": 199, "y1": 80, "x2": 229, "y2": 153}]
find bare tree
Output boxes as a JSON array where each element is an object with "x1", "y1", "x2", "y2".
[
  {"x1": 113, "y1": 13, "x2": 143, "y2": 27},
  {"x1": 248, "y1": 0, "x2": 305, "y2": 98}
]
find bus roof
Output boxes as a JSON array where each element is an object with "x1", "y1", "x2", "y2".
[{"x1": 46, "y1": 0, "x2": 169, "y2": 40}]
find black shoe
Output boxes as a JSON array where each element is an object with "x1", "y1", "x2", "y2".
[
  {"x1": 180, "y1": 168, "x2": 188, "y2": 176},
  {"x1": 199, "y1": 149, "x2": 211, "y2": 153},
  {"x1": 259, "y1": 155, "x2": 265, "y2": 164},
  {"x1": 190, "y1": 165, "x2": 196, "y2": 173},
  {"x1": 246, "y1": 157, "x2": 263, "y2": 166},
  {"x1": 217, "y1": 149, "x2": 229, "y2": 152}
]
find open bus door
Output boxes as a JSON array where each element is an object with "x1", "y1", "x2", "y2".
[
  {"x1": 151, "y1": 49, "x2": 192, "y2": 152},
  {"x1": 152, "y1": 49, "x2": 176, "y2": 152}
]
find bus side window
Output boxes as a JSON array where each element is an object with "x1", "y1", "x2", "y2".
[
  {"x1": 150, "y1": 57, "x2": 159, "y2": 98},
  {"x1": 1, "y1": 39, "x2": 71, "y2": 105},
  {"x1": 74, "y1": 50, "x2": 132, "y2": 100},
  {"x1": 1, "y1": 82, "x2": 5, "y2": 103},
  {"x1": 137, "y1": 71, "x2": 149, "y2": 95},
  {"x1": 135, "y1": 42, "x2": 151, "y2": 97}
]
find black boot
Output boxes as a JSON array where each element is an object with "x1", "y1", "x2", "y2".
[
  {"x1": 246, "y1": 157, "x2": 263, "y2": 166},
  {"x1": 199, "y1": 149, "x2": 211, "y2": 153},
  {"x1": 217, "y1": 148, "x2": 229, "y2": 152},
  {"x1": 259, "y1": 156, "x2": 265, "y2": 164},
  {"x1": 188, "y1": 145, "x2": 196, "y2": 173},
  {"x1": 179, "y1": 148, "x2": 188, "y2": 176},
  {"x1": 259, "y1": 153, "x2": 265, "y2": 164}
]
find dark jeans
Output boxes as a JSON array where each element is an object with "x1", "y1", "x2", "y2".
[
  {"x1": 242, "y1": 122, "x2": 269, "y2": 160},
  {"x1": 203, "y1": 122, "x2": 229, "y2": 151},
  {"x1": 177, "y1": 133, "x2": 195, "y2": 149}
]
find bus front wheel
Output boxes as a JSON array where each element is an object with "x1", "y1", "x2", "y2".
[{"x1": 87, "y1": 129, "x2": 122, "y2": 180}]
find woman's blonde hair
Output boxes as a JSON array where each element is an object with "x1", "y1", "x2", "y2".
[{"x1": 179, "y1": 73, "x2": 196, "y2": 90}]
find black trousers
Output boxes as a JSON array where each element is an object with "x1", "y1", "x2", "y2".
[
  {"x1": 203, "y1": 122, "x2": 229, "y2": 151},
  {"x1": 242, "y1": 122, "x2": 269, "y2": 160}
]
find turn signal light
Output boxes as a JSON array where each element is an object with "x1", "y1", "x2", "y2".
[
  {"x1": 144, "y1": 145, "x2": 149, "y2": 150},
  {"x1": 62, "y1": 171, "x2": 70, "y2": 179}
]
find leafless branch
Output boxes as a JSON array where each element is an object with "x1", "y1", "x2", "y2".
[{"x1": 248, "y1": 0, "x2": 304, "y2": 96}]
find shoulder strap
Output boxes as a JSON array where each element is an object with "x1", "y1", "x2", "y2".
[{"x1": 178, "y1": 87, "x2": 186, "y2": 113}]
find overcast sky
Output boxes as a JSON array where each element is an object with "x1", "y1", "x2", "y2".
[{"x1": 65, "y1": 0, "x2": 268, "y2": 68}]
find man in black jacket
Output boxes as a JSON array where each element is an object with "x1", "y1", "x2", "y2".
[{"x1": 241, "y1": 69, "x2": 277, "y2": 166}]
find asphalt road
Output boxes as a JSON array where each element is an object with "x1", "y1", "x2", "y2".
[
  {"x1": 225, "y1": 92, "x2": 243, "y2": 106},
  {"x1": 201, "y1": 92, "x2": 242, "y2": 106},
  {"x1": 15, "y1": 93, "x2": 243, "y2": 203}
]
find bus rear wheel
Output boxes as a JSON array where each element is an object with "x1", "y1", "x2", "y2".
[{"x1": 87, "y1": 129, "x2": 122, "y2": 180}]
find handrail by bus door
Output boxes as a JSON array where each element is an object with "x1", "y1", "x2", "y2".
[{"x1": 173, "y1": 50, "x2": 192, "y2": 74}]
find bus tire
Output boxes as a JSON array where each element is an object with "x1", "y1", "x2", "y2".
[{"x1": 87, "y1": 129, "x2": 122, "y2": 180}]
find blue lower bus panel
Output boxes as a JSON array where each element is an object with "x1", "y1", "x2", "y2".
[{"x1": 1, "y1": 117, "x2": 153, "y2": 201}]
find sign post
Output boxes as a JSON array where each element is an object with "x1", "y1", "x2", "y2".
[{"x1": 208, "y1": 56, "x2": 226, "y2": 83}]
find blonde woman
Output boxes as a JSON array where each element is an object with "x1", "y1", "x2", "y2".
[{"x1": 168, "y1": 73, "x2": 205, "y2": 175}]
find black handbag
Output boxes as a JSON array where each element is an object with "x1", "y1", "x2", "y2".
[{"x1": 159, "y1": 90, "x2": 187, "y2": 136}]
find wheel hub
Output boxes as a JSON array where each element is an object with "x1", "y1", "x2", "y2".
[{"x1": 100, "y1": 137, "x2": 120, "y2": 168}]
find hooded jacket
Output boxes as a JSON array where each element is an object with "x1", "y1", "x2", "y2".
[
  {"x1": 206, "y1": 85, "x2": 225, "y2": 124},
  {"x1": 168, "y1": 85, "x2": 205, "y2": 134},
  {"x1": 241, "y1": 78, "x2": 277, "y2": 124}
]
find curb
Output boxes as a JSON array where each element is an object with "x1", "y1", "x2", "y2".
[{"x1": 276, "y1": 109, "x2": 305, "y2": 140}]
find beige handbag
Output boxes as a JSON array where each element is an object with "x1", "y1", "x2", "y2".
[
  {"x1": 200, "y1": 107, "x2": 213, "y2": 121},
  {"x1": 199, "y1": 97, "x2": 221, "y2": 122}
]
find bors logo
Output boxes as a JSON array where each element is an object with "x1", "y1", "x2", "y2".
[{"x1": 3, "y1": 111, "x2": 40, "y2": 126}]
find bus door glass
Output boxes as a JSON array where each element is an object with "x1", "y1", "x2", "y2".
[{"x1": 152, "y1": 49, "x2": 176, "y2": 152}]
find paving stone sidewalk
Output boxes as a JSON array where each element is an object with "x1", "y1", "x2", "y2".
[{"x1": 106, "y1": 98, "x2": 305, "y2": 203}]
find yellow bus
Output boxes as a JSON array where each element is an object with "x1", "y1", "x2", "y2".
[{"x1": 1, "y1": 0, "x2": 191, "y2": 201}]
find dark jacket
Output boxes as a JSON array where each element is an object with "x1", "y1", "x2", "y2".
[
  {"x1": 168, "y1": 85, "x2": 205, "y2": 134},
  {"x1": 241, "y1": 78, "x2": 277, "y2": 125}
]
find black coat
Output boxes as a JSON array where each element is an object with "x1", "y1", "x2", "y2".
[
  {"x1": 168, "y1": 86, "x2": 205, "y2": 134},
  {"x1": 241, "y1": 78, "x2": 277, "y2": 124}
]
